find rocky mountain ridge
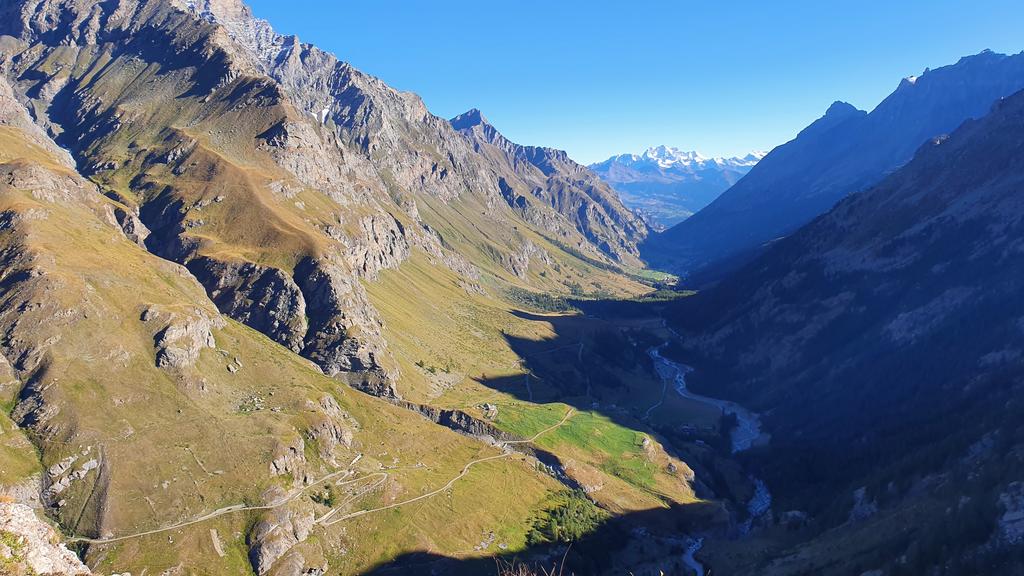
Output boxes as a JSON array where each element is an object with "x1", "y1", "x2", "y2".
[
  {"x1": 0, "y1": 0, "x2": 647, "y2": 398},
  {"x1": 450, "y1": 108, "x2": 647, "y2": 260},
  {"x1": 646, "y1": 49, "x2": 1024, "y2": 278}
]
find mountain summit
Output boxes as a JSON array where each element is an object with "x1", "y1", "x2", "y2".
[
  {"x1": 449, "y1": 108, "x2": 489, "y2": 130},
  {"x1": 450, "y1": 109, "x2": 648, "y2": 258}
]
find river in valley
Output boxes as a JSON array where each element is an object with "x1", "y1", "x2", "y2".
[
  {"x1": 648, "y1": 343, "x2": 772, "y2": 574},
  {"x1": 649, "y1": 344, "x2": 767, "y2": 453}
]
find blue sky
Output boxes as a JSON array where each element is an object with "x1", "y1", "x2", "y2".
[{"x1": 246, "y1": 0, "x2": 1024, "y2": 164}]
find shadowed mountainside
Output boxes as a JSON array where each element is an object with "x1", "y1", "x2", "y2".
[
  {"x1": 661, "y1": 87, "x2": 1024, "y2": 575},
  {"x1": 645, "y1": 49, "x2": 1024, "y2": 281}
]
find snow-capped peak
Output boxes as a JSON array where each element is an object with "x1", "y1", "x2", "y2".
[
  {"x1": 644, "y1": 146, "x2": 705, "y2": 167},
  {"x1": 628, "y1": 146, "x2": 763, "y2": 169}
]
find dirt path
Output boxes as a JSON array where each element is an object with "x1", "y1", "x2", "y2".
[
  {"x1": 322, "y1": 453, "x2": 511, "y2": 526},
  {"x1": 509, "y1": 407, "x2": 575, "y2": 445},
  {"x1": 69, "y1": 461, "x2": 361, "y2": 545},
  {"x1": 642, "y1": 352, "x2": 669, "y2": 420},
  {"x1": 323, "y1": 407, "x2": 575, "y2": 526},
  {"x1": 69, "y1": 409, "x2": 576, "y2": 544}
]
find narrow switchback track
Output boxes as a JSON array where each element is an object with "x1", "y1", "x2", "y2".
[
  {"x1": 323, "y1": 407, "x2": 575, "y2": 526},
  {"x1": 69, "y1": 409, "x2": 576, "y2": 544}
]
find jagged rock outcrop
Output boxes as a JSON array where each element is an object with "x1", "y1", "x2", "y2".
[
  {"x1": 269, "y1": 435, "x2": 306, "y2": 480},
  {"x1": 304, "y1": 395, "x2": 357, "y2": 466},
  {"x1": 247, "y1": 495, "x2": 315, "y2": 576},
  {"x1": 43, "y1": 447, "x2": 99, "y2": 507},
  {"x1": 187, "y1": 257, "x2": 307, "y2": 351},
  {"x1": 147, "y1": 306, "x2": 225, "y2": 370},
  {"x1": 451, "y1": 109, "x2": 647, "y2": 265},
  {"x1": 294, "y1": 257, "x2": 396, "y2": 396},
  {"x1": 0, "y1": 502, "x2": 91, "y2": 576},
  {"x1": 398, "y1": 401, "x2": 519, "y2": 444},
  {"x1": 111, "y1": 205, "x2": 151, "y2": 247}
]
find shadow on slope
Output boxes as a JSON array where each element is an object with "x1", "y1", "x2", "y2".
[
  {"x1": 361, "y1": 500, "x2": 726, "y2": 576},
  {"x1": 467, "y1": 297, "x2": 765, "y2": 526},
  {"x1": 481, "y1": 301, "x2": 733, "y2": 451}
]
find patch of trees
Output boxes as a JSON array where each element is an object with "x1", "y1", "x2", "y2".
[
  {"x1": 526, "y1": 491, "x2": 607, "y2": 546},
  {"x1": 506, "y1": 287, "x2": 577, "y2": 313}
]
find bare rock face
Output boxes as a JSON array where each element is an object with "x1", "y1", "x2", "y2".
[
  {"x1": 451, "y1": 109, "x2": 648, "y2": 265},
  {"x1": 294, "y1": 258, "x2": 397, "y2": 397},
  {"x1": 148, "y1": 306, "x2": 225, "y2": 370},
  {"x1": 247, "y1": 496, "x2": 315, "y2": 576},
  {"x1": 346, "y1": 214, "x2": 411, "y2": 280},
  {"x1": 1000, "y1": 482, "x2": 1024, "y2": 545},
  {"x1": 304, "y1": 395, "x2": 357, "y2": 465},
  {"x1": 0, "y1": 502, "x2": 91, "y2": 576},
  {"x1": 0, "y1": 73, "x2": 75, "y2": 166},
  {"x1": 269, "y1": 435, "x2": 306, "y2": 480},
  {"x1": 0, "y1": 352, "x2": 15, "y2": 391},
  {"x1": 187, "y1": 257, "x2": 307, "y2": 351},
  {"x1": 847, "y1": 486, "x2": 878, "y2": 524},
  {"x1": 112, "y1": 205, "x2": 151, "y2": 247},
  {"x1": 43, "y1": 447, "x2": 100, "y2": 507},
  {"x1": 506, "y1": 239, "x2": 552, "y2": 279}
]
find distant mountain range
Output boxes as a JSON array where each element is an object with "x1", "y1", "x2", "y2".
[
  {"x1": 589, "y1": 146, "x2": 765, "y2": 229},
  {"x1": 645, "y1": 49, "x2": 1024, "y2": 279}
]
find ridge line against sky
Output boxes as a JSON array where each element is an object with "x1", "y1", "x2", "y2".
[{"x1": 246, "y1": 0, "x2": 1024, "y2": 165}]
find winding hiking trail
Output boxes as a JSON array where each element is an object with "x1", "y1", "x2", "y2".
[
  {"x1": 324, "y1": 406, "x2": 575, "y2": 526},
  {"x1": 68, "y1": 465, "x2": 362, "y2": 545},
  {"x1": 69, "y1": 408, "x2": 576, "y2": 544}
]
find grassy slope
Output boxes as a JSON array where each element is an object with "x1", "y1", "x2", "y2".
[
  {"x1": 2, "y1": 17, "x2": 719, "y2": 573},
  {"x1": 0, "y1": 125, "x2": 561, "y2": 575},
  {"x1": 365, "y1": 254, "x2": 703, "y2": 518}
]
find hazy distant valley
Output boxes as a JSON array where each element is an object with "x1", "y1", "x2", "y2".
[{"x1": 0, "y1": 1, "x2": 1023, "y2": 576}]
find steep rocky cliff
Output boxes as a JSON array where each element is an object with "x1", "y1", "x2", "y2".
[
  {"x1": 0, "y1": 0, "x2": 647, "y2": 398},
  {"x1": 451, "y1": 108, "x2": 647, "y2": 264}
]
